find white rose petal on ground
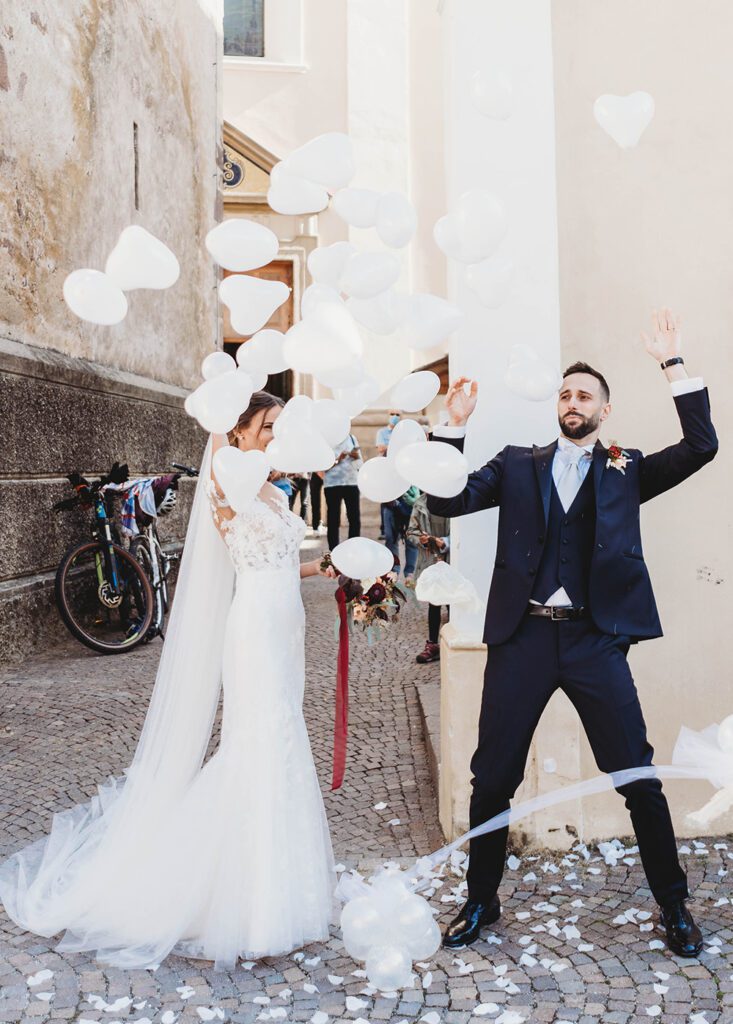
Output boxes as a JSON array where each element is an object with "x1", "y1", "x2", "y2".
[
  {"x1": 311, "y1": 1013, "x2": 329, "y2": 1024},
  {"x1": 177, "y1": 987, "x2": 196, "y2": 1000},
  {"x1": 346, "y1": 997, "x2": 368, "y2": 1011},
  {"x1": 373, "y1": 802, "x2": 388, "y2": 810},
  {"x1": 421, "y1": 1013, "x2": 442, "y2": 1024},
  {"x1": 161, "y1": 1013, "x2": 177, "y2": 1024},
  {"x1": 506, "y1": 856, "x2": 521, "y2": 870},
  {"x1": 27, "y1": 970, "x2": 54, "y2": 987},
  {"x1": 35, "y1": 992, "x2": 53, "y2": 1001},
  {"x1": 645, "y1": 1007, "x2": 661, "y2": 1017},
  {"x1": 648, "y1": 940, "x2": 665, "y2": 950},
  {"x1": 474, "y1": 1004, "x2": 500, "y2": 1016},
  {"x1": 303, "y1": 984, "x2": 319, "y2": 994}
]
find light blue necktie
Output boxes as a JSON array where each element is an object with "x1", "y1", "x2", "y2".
[{"x1": 555, "y1": 446, "x2": 592, "y2": 512}]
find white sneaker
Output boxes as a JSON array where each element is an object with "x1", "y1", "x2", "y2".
[{"x1": 316, "y1": 524, "x2": 328, "y2": 535}]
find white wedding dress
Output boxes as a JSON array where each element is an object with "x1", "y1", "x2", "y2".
[{"x1": 0, "y1": 449, "x2": 335, "y2": 970}]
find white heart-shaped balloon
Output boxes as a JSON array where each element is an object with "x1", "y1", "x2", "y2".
[
  {"x1": 283, "y1": 303, "x2": 363, "y2": 375},
  {"x1": 285, "y1": 132, "x2": 355, "y2": 190},
  {"x1": 315, "y1": 360, "x2": 366, "y2": 390},
  {"x1": 395, "y1": 441, "x2": 468, "y2": 498},
  {"x1": 375, "y1": 192, "x2": 417, "y2": 248},
  {"x1": 219, "y1": 274, "x2": 291, "y2": 336},
  {"x1": 307, "y1": 241, "x2": 358, "y2": 288},
  {"x1": 201, "y1": 351, "x2": 236, "y2": 380},
  {"x1": 237, "y1": 329, "x2": 288, "y2": 374},
  {"x1": 63, "y1": 269, "x2": 128, "y2": 326},
  {"x1": 470, "y1": 68, "x2": 513, "y2": 120},
  {"x1": 331, "y1": 536, "x2": 394, "y2": 580},
  {"x1": 334, "y1": 374, "x2": 381, "y2": 417},
  {"x1": 105, "y1": 226, "x2": 180, "y2": 291},
  {"x1": 191, "y1": 370, "x2": 254, "y2": 433},
  {"x1": 301, "y1": 283, "x2": 344, "y2": 318},
  {"x1": 357, "y1": 457, "x2": 408, "y2": 503},
  {"x1": 593, "y1": 92, "x2": 655, "y2": 149},
  {"x1": 347, "y1": 289, "x2": 409, "y2": 336},
  {"x1": 332, "y1": 188, "x2": 381, "y2": 228},
  {"x1": 312, "y1": 398, "x2": 351, "y2": 446},
  {"x1": 340, "y1": 251, "x2": 401, "y2": 299},
  {"x1": 716, "y1": 714, "x2": 733, "y2": 752},
  {"x1": 433, "y1": 190, "x2": 508, "y2": 264},
  {"x1": 265, "y1": 428, "x2": 335, "y2": 473},
  {"x1": 272, "y1": 394, "x2": 314, "y2": 437},
  {"x1": 466, "y1": 255, "x2": 515, "y2": 308},
  {"x1": 391, "y1": 371, "x2": 441, "y2": 413},
  {"x1": 212, "y1": 446, "x2": 270, "y2": 513},
  {"x1": 267, "y1": 161, "x2": 329, "y2": 215},
  {"x1": 387, "y1": 418, "x2": 428, "y2": 462},
  {"x1": 205, "y1": 219, "x2": 279, "y2": 272},
  {"x1": 415, "y1": 560, "x2": 483, "y2": 612},
  {"x1": 504, "y1": 346, "x2": 562, "y2": 401},
  {"x1": 401, "y1": 293, "x2": 464, "y2": 350}
]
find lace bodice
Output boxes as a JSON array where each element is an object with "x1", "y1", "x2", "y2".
[{"x1": 206, "y1": 479, "x2": 306, "y2": 574}]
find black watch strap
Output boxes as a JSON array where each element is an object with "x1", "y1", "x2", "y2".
[{"x1": 660, "y1": 356, "x2": 684, "y2": 370}]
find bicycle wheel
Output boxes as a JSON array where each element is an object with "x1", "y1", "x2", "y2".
[
  {"x1": 55, "y1": 540, "x2": 155, "y2": 654},
  {"x1": 130, "y1": 536, "x2": 164, "y2": 638}
]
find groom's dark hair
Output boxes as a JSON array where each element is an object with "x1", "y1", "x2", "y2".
[{"x1": 563, "y1": 361, "x2": 610, "y2": 403}]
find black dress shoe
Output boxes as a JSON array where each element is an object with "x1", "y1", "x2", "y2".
[
  {"x1": 442, "y1": 896, "x2": 501, "y2": 949},
  {"x1": 659, "y1": 900, "x2": 703, "y2": 957}
]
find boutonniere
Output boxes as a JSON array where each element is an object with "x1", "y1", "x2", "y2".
[{"x1": 606, "y1": 442, "x2": 632, "y2": 474}]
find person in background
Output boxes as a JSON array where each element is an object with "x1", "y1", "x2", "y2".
[
  {"x1": 383, "y1": 484, "x2": 419, "y2": 582},
  {"x1": 309, "y1": 471, "x2": 326, "y2": 536},
  {"x1": 407, "y1": 492, "x2": 450, "y2": 663},
  {"x1": 270, "y1": 471, "x2": 293, "y2": 500},
  {"x1": 375, "y1": 411, "x2": 401, "y2": 540},
  {"x1": 324, "y1": 432, "x2": 363, "y2": 551},
  {"x1": 289, "y1": 472, "x2": 310, "y2": 522}
]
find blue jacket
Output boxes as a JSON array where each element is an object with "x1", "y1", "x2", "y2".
[{"x1": 426, "y1": 388, "x2": 718, "y2": 645}]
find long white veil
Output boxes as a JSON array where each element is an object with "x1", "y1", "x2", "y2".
[{"x1": 0, "y1": 437, "x2": 235, "y2": 966}]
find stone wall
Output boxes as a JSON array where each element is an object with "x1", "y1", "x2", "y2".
[{"x1": 0, "y1": 0, "x2": 221, "y2": 661}]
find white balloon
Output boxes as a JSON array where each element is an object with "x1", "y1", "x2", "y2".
[
  {"x1": 593, "y1": 91, "x2": 655, "y2": 149},
  {"x1": 63, "y1": 269, "x2": 128, "y2": 326},
  {"x1": 204, "y1": 219, "x2": 279, "y2": 272},
  {"x1": 331, "y1": 536, "x2": 394, "y2": 580},
  {"x1": 332, "y1": 187, "x2": 381, "y2": 229},
  {"x1": 285, "y1": 132, "x2": 355, "y2": 190},
  {"x1": 466, "y1": 255, "x2": 515, "y2": 308},
  {"x1": 307, "y1": 241, "x2": 358, "y2": 288},
  {"x1": 415, "y1": 560, "x2": 483, "y2": 612},
  {"x1": 312, "y1": 398, "x2": 351, "y2": 446},
  {"x1": 470, "y1": 68, "x2": 514, "y2": 119},
  {"x1": 391, "y1": 371, "x2": 440, "y2": 413},
  {"x1": 357, "y1": 457, "x2": 408, "y2": 503},
  {"x1": 434, "y1": 189, "x2": 508, "y2": 264},
  {"x1": 340, "y1": 897, "x2": 390, "y2": 962},
  {"x1": 403, "y1": 917, "x2": 441, "y2": 960},
  {"x1": 402, "y1": 293, "x2": 464, "y2": 350},
  {"x1": 365, "y1": 945, "x2": 413, "y2": 992},
  {"x1": 283, "y1": 303, "x2": 363, "y2": 376},
  {"x1": 105, "y1": 226, "x2": 180, "y2": 291},
  {"x1": 212, "y1": 446, "x2": 270, "y2": 513},
  {"x1": 339, "y1": 251, "x2": 401, "y2": 300},
  {"x1": 392, "y1": 892, "x2": 435, "y2": 941},
  {"x1": 183, "y1": 392, "x2": 200, "y2": 419},
  {"x1": 191, "y1": 371, "x2": 254, "y2": 433},
  {"x1": 272, "y1": 395, "x2": 314, "y2": 438},
  {"x1": 219, "y1": 274, "x2": 291, "y2": 336},
  {"x1": 504, "y1": 346, "x2": 562, "y2": 401},
  {"x1": 265, "y1": 429, "x2": 335, "y2": 473},
  {"x1": 717, "y1": 714, "x2": 733, "y2": 752},
  {"x1": 387, "y1": 418, "x2": 428, "y2": 462},
  {"x1": 376, "y1": 192, "x2": 417, "y2": 248},
  {"x1": 240, "y1": 364, "x2": 267, "y2": 392},
  {"x1": 347, "y1": 289, "x2": 409, "y2": 335},
  {"x1": 301, "y1": 283, "x2": 343, "y2": 319},
  {"x1": 238, "y1": 329, "x2": 289, "y2": 374},
  {"x1": 395, "y1": 441, "x2": 468, "y2": 498},
  {"x1": 370, "y1": 870, "x2": 412, "y2": 916},
  {"x1": 267, "y1": 161, "x2": 329, "y2": 215},
  {"x1": 201, "y1": 351, "x2": 236, "y2": 380},
  {"x1": 314, "y1": 360, "x2": 366, "y2": 390},
  {"x1": 334, "y1": 374, "x2": 381, "y2": 417}
]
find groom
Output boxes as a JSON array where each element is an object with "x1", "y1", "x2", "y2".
[{"x1": 426, "y1": 310, "x2": 718, "y2": 957}]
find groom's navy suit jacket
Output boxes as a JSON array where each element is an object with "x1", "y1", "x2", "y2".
[{"x1": 427, "y1": 389, "x2": 718, "y2": 645}]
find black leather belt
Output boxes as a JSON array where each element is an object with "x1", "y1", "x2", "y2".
[{"x1": 527, "y1": 604, "x2": 586, "y2": 621}]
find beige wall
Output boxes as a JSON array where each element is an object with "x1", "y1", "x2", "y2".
[
  {"x1": 551, "y1": 0, "x2": 731, "y2": 838},
  {"x1": 0, "y1": 0, "x2": 222, "y2": 389}
]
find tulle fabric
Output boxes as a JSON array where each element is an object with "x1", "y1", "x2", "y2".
[{"x1": 0, "y1": 442, "x2": 336, "y2": 969}]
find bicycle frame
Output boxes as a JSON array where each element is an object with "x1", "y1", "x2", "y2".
[{"x1": 92, "y1": 495, "x2": 124, "y2": 602}]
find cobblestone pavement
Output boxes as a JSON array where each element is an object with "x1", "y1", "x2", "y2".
[{"x1": 1, "y1": 532, "x2": 731, "y2": 1024}]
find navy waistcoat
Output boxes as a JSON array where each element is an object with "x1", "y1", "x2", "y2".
[{"x1": 531, "y1": 467, "x2": 596, "y2": 606}]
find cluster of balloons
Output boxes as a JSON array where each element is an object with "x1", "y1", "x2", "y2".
[
  {"x1": 63, "y1": 226, "x2": 180, "y2": 325},
  {"x1": 340, "y1": 869, "x2": 441, "y2": 991}
]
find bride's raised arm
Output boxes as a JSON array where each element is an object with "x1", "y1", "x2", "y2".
[{"x1": 207, "y1": 433, "x2": 236, "y2": 532}]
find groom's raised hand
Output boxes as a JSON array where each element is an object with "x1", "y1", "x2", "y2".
[
  {"x1": 641, "y1": 308, "x2": 688, "y2": 383},
  {"x1": 445, "y1": 376, "x2": 478, "y2": 426}
]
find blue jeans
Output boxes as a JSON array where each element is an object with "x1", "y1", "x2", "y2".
[{"x1": 383, "y1": 506, "x2": 417, "y2": 576}]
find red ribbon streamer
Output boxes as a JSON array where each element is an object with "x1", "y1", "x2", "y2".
[{"x1": 332, "y1": 587, "x2": 350, "y2": 790}]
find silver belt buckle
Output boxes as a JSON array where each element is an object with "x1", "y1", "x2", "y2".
[{"x1": 550, "y1": 606, "x2": 567, "y2": 621}]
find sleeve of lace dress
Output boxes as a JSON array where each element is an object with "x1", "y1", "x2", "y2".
[{"x1": 205, "y1": 476, "x2": 234, "y2": 534}]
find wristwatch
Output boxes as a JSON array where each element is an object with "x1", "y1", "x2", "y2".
[{"x1": 660, "y1": 356, "x2": 684, "y2": 370}]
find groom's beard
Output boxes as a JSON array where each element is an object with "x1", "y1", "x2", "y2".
[{"x1": 559, "y1": 409, "x2": 600, "y2": 440}]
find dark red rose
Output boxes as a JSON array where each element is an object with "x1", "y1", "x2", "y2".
[
  {"x1": 366, "y1": 582, "x2": 387, "y2": 604},
  {"x1": 608, "y1": 445, "x2": 622, "y2": 459},
  {"x1": 341, "y1": 577, "x2": 364, "y2": 601}
]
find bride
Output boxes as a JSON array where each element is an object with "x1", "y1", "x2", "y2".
[{"x1": 0, "y1": 391, "x2": 338, "y2": 970}]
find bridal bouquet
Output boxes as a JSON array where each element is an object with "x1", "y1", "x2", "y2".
[{"x1": 321, "y1": 553, "x2": 406, "y2": 643}]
